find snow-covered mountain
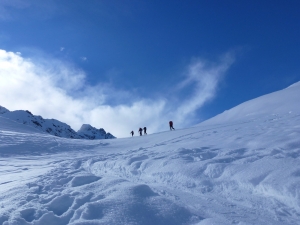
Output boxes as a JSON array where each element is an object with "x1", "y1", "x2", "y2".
[
  {"x1": 0, "y1": 105, "x2": 9, "y2": 114},
  {"x1": 77, "y1": 124, "x2": 115, "y2": 139},
  {"x1": 0, "y1": 106, "x2": 115, "y2": 139},
  {"x1": 0, "y1": 82, "x2": 299, "y2": 225}
]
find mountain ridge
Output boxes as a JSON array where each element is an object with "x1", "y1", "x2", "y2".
[{"x1": 0, "y1": 106, "x2": 115, "y2": 139}]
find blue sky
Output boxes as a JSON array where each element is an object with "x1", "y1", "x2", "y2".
[{"x1": 0, "y1": 0, "x2": 299, "y2": 137}]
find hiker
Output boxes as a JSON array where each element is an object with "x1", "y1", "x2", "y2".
[
  {"x1": 139, "y1": 127, "x2": 143, "y2": 136},
  {"x1": 143, "y1": 127, "x2": 147, "y2": 135},
  {"x1": 169, "y1": 121, "x2": 175, "y2": 130},
  {"x1": 130, "y1": 131, "x2": 134, "y2": 137}
]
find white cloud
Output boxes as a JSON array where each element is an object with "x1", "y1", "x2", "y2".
[
  {"x1": 0, "y1": 49, "x2": 234, "y2": 137},
  {"x1": 174, "y1": 53, "x2": 235, "y2": 124}
]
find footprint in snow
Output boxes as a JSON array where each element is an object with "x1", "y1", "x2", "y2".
[
  {"x1": 127, "y1": 155, "x2": 149, "y2": 165},
  {"x1": 71, "y1": 160, "x2": 82, "y2": 169},
  {"x1": 178, "y1": 148, "x2": 217, "y2": 161},
  {"x1": 70, "y1": 175, "x2": 101, "y2": 187},
  {"x1": 20, "y1": 208, "x2": 36, "y2": 222},
  {"x1": 46, "y1": 194, "x2": 74, "y2": 216}
]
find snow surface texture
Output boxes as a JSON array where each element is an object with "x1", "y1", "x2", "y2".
[
  {"x1": 0, "y1": 82, "x2": 299, "y2": 225},
  {"x1": 0, "y1": 108, "x2": 115, "y2": 140}
]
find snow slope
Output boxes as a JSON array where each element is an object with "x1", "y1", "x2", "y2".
[
  {"x1": 200, "y1": 81, "x2": 300, "y2": 125},
  {"x1": 0, "y1": 82, "x2": 299, "y2": 225}
]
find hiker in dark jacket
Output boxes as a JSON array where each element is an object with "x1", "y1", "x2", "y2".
[
  {"x1": 143, "y1": 127, "x2": 147, "y2": 135},
  {"x1": 130, "y1": 131, "x2": 134, "y2": 136},
  {"x1": 139, "y1": 127, "x2": 143, "y2": 136},
  {"x1": 169, "y1": 121, "x2": 175, "y2": 130}
]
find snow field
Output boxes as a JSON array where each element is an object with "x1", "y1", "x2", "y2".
[{"x1": 0, "y1": 82, "x2": 300, "y2": 224}]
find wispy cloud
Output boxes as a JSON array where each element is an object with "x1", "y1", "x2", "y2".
[
  {"x1": 174, "y1": 53, "x2": 235, "y2": 124},
  {"x1": 0, "y1": 49, "x2": 234, "y2": 137},
  {"x1": 0, "y1": 0, "x2": 31, "y2": 20},
  {"x1": 0, "y1": 0, "x2": 62, "y2": 21},
  {"x1": 80, "y1": 57, "x2": 87, "y2": 62}
]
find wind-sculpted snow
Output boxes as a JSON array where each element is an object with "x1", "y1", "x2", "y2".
[{"x1": 0, "y1": 82, "x2": 300, "y2": 224}]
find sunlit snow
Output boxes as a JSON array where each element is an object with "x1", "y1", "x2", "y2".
[{"x1": 0, "y1": 82, "x2": 300, "y2": 225}]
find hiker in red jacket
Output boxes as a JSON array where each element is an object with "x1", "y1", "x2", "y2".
[{"x1": 169, "y1": 121, "x2": 175, "y2": 130}]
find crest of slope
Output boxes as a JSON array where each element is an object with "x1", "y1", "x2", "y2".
[{"x1": 200, "y1": 81, "x2": 300, "y2": 125}]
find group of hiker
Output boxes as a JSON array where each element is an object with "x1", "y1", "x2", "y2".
[
  {"x1": 130, "y1": 127, "x2": 146, "y2": 136},
  {"x1": 130, "y1": 121, "x2": 175, "y2": 137}
]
